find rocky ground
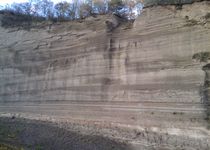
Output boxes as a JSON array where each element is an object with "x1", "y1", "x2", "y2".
[
  {"x1": 0, "y1": 115, "x2": 210, "y2": 150},
  {"x1": 0, "y1": 117, "x2": 131, "y2": 150}
]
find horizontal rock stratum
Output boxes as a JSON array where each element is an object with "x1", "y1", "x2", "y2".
[{"x1": 0, "y1": 1, "x2": 210, "y2": 149}]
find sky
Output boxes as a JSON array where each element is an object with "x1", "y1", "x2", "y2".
[
  {"x1": 0, "y1": 0, "x2": 27, "y2": 5},
  {"x1": 0, "y1": 0, "x2": 67, "y2": 6}
]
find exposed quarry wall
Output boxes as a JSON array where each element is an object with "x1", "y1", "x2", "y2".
[{"x1": 0, "y1": 1, "x2": 210, "y2": 149}]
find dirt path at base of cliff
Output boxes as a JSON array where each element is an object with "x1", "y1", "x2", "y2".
[
  {"x1": 0, "y1": 117, "x2": 131, "y2": 150},
  {"x1": 0, "y1": 116, "x2": 210, "y2": 150}
]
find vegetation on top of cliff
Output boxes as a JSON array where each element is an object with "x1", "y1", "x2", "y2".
[
  {"x1": 143, "y1": 0, "x2": 205, "y2": 7},
  {"x1": 0, "y1": 10, "x2": 46, "y2": 29},
  {"x1": 0, "y1": 0, "x2": 143, "y2": 29}
]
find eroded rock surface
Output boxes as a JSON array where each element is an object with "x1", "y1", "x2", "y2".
[{"x1": 0, "y1": 1, "x2": 210, "y2": 149}]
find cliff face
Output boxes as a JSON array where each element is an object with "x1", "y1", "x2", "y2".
[{"x1": 0, "y1": 1, "x2": 210, "y2": 149}]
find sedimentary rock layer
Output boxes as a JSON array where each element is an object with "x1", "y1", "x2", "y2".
[{"x1": 0, "y1": 1, "x2": 210, "y2": 149}]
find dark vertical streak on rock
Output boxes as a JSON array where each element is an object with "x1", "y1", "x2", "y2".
[
  {"x1": 202, "y1": 64, "x2": 210, "y2": 128},
  {"x1": 108, "y1": 37, "x2": 116, "y2": 70}
]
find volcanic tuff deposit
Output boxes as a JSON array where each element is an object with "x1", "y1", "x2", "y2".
[{"x1": 0, "y1": 1, "x2": 210, "y2": 149}]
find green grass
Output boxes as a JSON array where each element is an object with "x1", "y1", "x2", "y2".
[
  {"x1": 0, "y1": 121, "x2": 25, "y2": 149},
  {"x1": 0, "y1": 124, "x2": 12, "y2": 139},
  {"x1": 0, "y1": 143, "x2": 21, "y2": 150},
  {"x1": 0, "y1": 124, "x2": 17, "y2": 140},
  {"x1": 35, "y1": 145, "x2": 44, "y2": 150}
]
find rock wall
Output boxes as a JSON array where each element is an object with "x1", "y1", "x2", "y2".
[{"x1": 0, "y1": 1, "x2": 210, "y2": 149}]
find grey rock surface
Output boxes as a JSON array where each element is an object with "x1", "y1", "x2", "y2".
[{"x1": 0, "y1": 1, "x2": 210, "y2": 149}]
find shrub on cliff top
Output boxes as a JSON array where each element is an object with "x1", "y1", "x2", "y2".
[
  {"x1": 0, "y1": 0, "x2": 143, "y2": 25},
  {"x1": 143, "y1": 0, "x2": 201, "y2": 7},
  {"x1": 0, "y1": 10, "x2": 45, "y2": 28}
]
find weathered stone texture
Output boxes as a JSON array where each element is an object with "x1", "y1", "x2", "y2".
[{"x1": 0, "y1": 1, "x2": 210, "y2": 149}]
